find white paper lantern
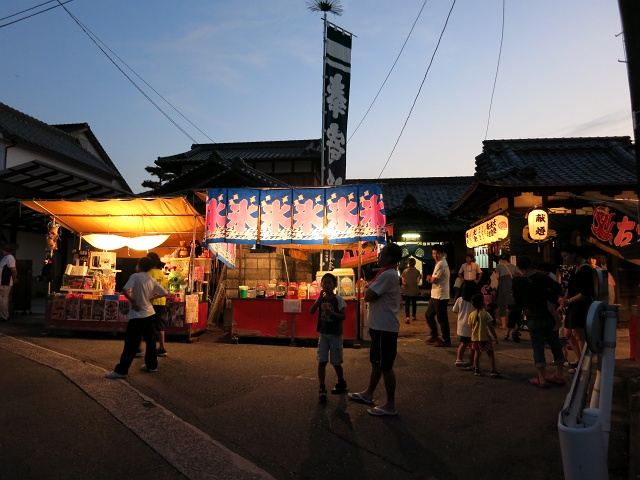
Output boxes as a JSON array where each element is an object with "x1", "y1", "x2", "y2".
[{"x1": 528, "y1": 208, "x2": 549, "y2": 241}]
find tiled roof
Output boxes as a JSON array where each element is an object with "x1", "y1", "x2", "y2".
[
  {"x1": 347, "y1": 177, "x2": 474, "y2": 219},
  {"x1": 0, "y1": 103, "x2": 125, "y2": 180},
  {"x1": 474, "y1": 137, "x2": 636, "y2": 187},
  {"x1": 149, "y1": 155, "x2": 290, "y2": 195},
  {"x1": 156, "y1": 139, "x2": 321, "y2": 168}
]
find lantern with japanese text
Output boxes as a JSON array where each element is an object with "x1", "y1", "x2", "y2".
[{"x1": 527, "y1": 208, "x2": 549, "y2": 241}]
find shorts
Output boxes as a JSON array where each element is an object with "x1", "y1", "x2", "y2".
[
  {"x1": 317, "y1": 333, "x2": 344, "y2": 365},
  {"x1": 458, "y1": 335, "x2": 471, "y2": 343},
  {"x1": 369, "y1": 328, "x2": 398, "y2": 370},
  {"x1": 153, "y1": 305, "x2": 168, "y2": 331},
  {"x1": 565, "y1": 305, "x2": 587, "y2": 330},
  {"x1": 471, "y1": 340, "x2": 494, "y2": 352}
]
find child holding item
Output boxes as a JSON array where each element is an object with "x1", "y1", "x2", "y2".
[
  {"x1": 468, "y1": 293, "x2": 500, "y2": 377},
  {"x1": 310, "y1": 273, "x2": 347, "y2": 402}
]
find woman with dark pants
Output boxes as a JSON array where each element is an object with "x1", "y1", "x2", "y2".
[{"x1": 401, "y1": 258, "x2": 422, "y2": 324}]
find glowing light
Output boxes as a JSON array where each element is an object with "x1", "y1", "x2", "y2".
[
  {"x1": 83, "y1": 234, "x2": 170, "y2": 251},
  {"x1": 527, "y1": 208, "x2": 549, "y2": 241}
]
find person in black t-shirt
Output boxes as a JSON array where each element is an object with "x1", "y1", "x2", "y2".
[
  {"x1": 513, "y1": 255, "x2": 565, "y2": 388},
  {"x1": 310, "y1": 273, "x2": 347, "y2": 402}
]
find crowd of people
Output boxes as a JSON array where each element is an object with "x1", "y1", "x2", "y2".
[{"x1": 336, "y1": 242, "x2": 609, "y2": 414}]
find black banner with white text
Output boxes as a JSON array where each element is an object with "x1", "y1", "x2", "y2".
[{"x1": 323, "y1": 23, "x2": 352, "y2": 186}]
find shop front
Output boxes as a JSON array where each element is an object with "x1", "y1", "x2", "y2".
[
  {"x1": 21, "y1": 197, "x2": 210, "y2": 337},
  {"x1": 203, "y1": 184, "x2": 386, "y2": 342}
]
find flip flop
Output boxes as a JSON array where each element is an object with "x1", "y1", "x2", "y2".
[
  {"x1": 348, "y1": 392, "x2": 374, "y2": 405},
  {"x1": 367, "y1": 406, "x2": 398, "y2": 416},
  {"x1": 546, "y1": 376, "x2": 566, "y2": 386},
  {"x1": 529, "y1": 377, "x2": 550, "y2": 388}
]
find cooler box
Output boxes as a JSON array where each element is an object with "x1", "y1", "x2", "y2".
[{"x1": 316, "y1": 268, "x2": 355, "y2": 299}]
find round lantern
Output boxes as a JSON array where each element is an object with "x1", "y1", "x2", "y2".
[{"x1": 527, "y1": 208, "x2": 549, "y2": 241}]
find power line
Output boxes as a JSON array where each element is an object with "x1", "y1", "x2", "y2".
[
  {"x1": 54, "y1": 1, "x2": 213, "y2": 144},
  {"x1": 347, "y1": 0, "x2": 429, "y2": 143},
  {"x1": 65, "y1": 10, "x2": 215, "y2": 144},
  {"x1": 0, "y1": 0, "x2": 74, "y2": 28},
  {"x1": 377, "y1": 0, "x2": 457, "y2": 179},
  {"x1": 484, "y1": 0, "x2": 505, "y2": 140}
]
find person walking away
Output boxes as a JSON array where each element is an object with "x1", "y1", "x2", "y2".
[
  {"x1": 147, "y1": 252, "x2": 169, "y2": 357},
  {"x1": 105, "y1": 256, "x2": 167, "y2": 379},
  {"x1": 0, "y1": 245, "x2": 18, "y2": 322},
  {"x1": 458, "y1": 254, "x2": 482, "y2": 297},
  {"x1": 401, "y1": 257, "x2": 422, "y2": 324},
  {"x1": 558, "y1": 244, "x2": 594, "y2": 370},
  {"x1": 425, "y1": 244, "x2": 451, "y2": 347},
  {"x1": 348, "y1": 242, "x2": 403, "y2": 416},
  {"x1": 512, "y1": 256, "x2": 565, "y2": 388},
  {"x1": 310, "y1": 273, "x2": 347, "y2": 402},
  {"x1": 494, "y1": 253, "x2": 519, "y2": 331},
  {"x1": 468, "y1": 294, "x2": 500, "y2": 377},
  {"x1": 452, "y1": 282, "x2": 474, "y2": 368}
]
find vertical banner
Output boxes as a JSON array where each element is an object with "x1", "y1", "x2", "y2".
[
  {"x1": 326, "y1": 185, "x2": 359, "y2": 244},
  {"x1": 358, "y1": 185, "x2": 386, "y2": 242},
  {"x1": 259, "y1": 189, "x2": 293, "y2": 244},
  {"x1": 323, "y1": 23, "x2": 352, "y2": 186},
  {"x1": 205, "y1": 188, "x2": 227, "y2": 243},
  {"x1": 292, "y1": 189, "x2": 326, "y2": 244},
  {"x1": 226, "y1": 189, "x2": 259, "y2": 244}
]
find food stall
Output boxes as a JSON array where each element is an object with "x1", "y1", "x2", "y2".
[
  {"x1": 203, "y1": 184, "x2": 387, "y2": 342},
  {"x1": 20, "y1": 197, "x2": 210, "y2": 337}
]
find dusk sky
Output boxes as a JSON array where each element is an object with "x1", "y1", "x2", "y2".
[{"x1": 1, "y1": 0, "x2": 632, "y2": 193}]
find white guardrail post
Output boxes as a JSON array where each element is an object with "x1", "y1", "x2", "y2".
[{"x1": 558, "y1": 301, "x2": 617, "y2": 480}]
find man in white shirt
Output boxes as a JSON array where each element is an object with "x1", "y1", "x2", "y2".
[
  {"x1": 458, "y1": 254, "x2": 482, "y2": 296},
  {"x1": 426, "y1": 245, "x2": 451, "y2": 347},
  {"x1": 0, "y1": 245, "x2": 18, "y2": 322},
  {"x1": 105, "y1": 256, "x2": 167, "y2": 379}
]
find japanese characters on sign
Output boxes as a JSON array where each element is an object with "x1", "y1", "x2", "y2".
[
  {"x1": 591, "y1": 205, "x2": 639, "y2": 248},
  {"x1": 465, "y1": 215, "x2": 509, "y2": 248},
  {"x1": 323, "y1": 23, "x2": 352, "y2": 186},
  {"x1": 527, "y1": 208, "x2": 549, "y2": 241},
  {"x1": 204, "y1": 185, "x2": 385, "y2": 246}
]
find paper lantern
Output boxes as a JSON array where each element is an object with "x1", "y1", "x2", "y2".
[{"x1": 527, "y1": 208, "x2": 549, "y2": 241}]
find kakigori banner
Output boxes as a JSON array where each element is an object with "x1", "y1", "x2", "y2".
[{"x1": 204, "y1": 185, "x2": 386, "y2": 246}]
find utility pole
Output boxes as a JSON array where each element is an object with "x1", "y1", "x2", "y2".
[{"x1": 617, "y1": 0, "x2": 640, "y2": 196}]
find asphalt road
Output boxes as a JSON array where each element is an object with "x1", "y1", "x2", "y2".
[{"x1": 1, "y1": 304, "x2": 639, "y2": 480}]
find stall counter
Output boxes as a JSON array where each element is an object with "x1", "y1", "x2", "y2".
[
  {"x1": 45, "y1": 294, "x2": 208, "y2": 337},
  {"x1": 231, "y1": 298, "x2": 358, "y2": 341}
]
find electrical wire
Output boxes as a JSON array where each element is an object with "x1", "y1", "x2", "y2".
[
  {"x1": 347, "y1": 0, "x2": 429, "y2": 143},
  {"x1": 377, "y1": 0, "x2": 456, "y2": 179},
  {"x1": 0, "y1": 0, "x2": 74, "y2": 28},
  {"x1": 64, "y1": 10, "x2": 215, "y2": 144},
  {"x1": 484, "y1": 0, "x2": 505, "y2": 140},
  {"x1": 54, "y1": 0, "x2": 212, "y2": 145}
]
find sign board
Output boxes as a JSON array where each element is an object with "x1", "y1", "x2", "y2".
[
  {"x1": 466, "y1": 215, "x2": 509, "y2": 248},
  {"x1": 185, "y1": 294, "x2": 199, "y2": 323},
  {"x1": 283, "y1": 299, "x2": 301, "y2": 313}
]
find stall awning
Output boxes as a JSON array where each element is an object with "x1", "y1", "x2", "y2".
[{"x1": 20, "y1": 197, "x2": 205, "y2": 250}]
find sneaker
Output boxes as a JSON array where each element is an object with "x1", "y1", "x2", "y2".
[
  {"x1": 331, "y1": 380, "x2": 347, "y2": 394},
  {"x1": 474, "y1": 369, "x2": 482, "y2": 376},
  {"x1": 319, "y1": 388, "x2": 327, "y2": 403},
  {"x1": 157, "y1": 349, "x2": 168, "y2": 357},
  {"x1": 405, "y1": 319, "x2": 411, "y2": 324},
  {"x1": 425, "y1": 336, "x2": 440, "y2": 344},
  {"x1": 105, "y1": 371, "x2": 127, "y2": 379},
  {"x1": 140, "y1": 365, "x2": 157, "y2": 373},
  {"x1": 135, "y1": 349, "x2": 143, "y2": 358},
  {"x1": 455, "y1": 360, "x2": 469, "y2": 367},
  {"x1": 490, "y1": 370, "x2": 502, "y2": 378}
]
